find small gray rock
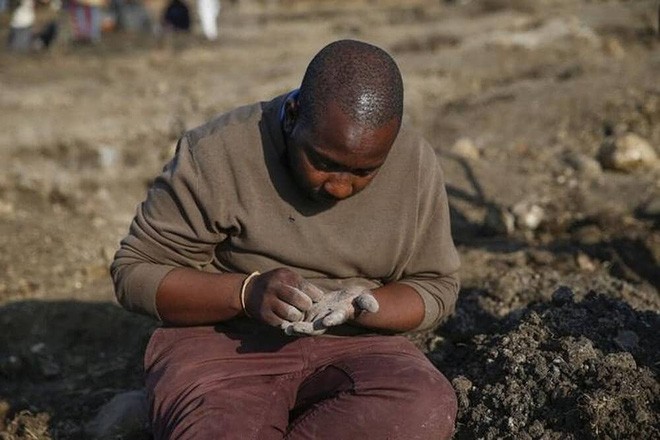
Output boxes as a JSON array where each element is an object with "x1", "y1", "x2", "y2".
[
  {"x1": 86, "y1": 389, "x2": 151, "y2": 440},
  {"x1": 512, "y1": 202, "x2": 545, "y2": 231},
  {"x1": 564, "y1": 152, "x2": 602, "y2": 176},
  {"x1": 483, "y1": 205, "x2": 515, "y2": 236}
]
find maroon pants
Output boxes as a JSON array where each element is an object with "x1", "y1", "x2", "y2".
[{"x1": 144, "y1": 323, "x2": 457, "y2": 439}]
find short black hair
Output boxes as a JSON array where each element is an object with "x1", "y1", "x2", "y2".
[{"x1": 297, "y1": 40, "x2": 404, "y2": 130}]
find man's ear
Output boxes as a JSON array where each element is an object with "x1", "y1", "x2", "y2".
[{"x1": 283, "y1": 97, "x2": 299, "y2": 135}]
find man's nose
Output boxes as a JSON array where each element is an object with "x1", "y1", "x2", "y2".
[{"x1": 323, "y1": 173, "x2": 354, "y2": 200}]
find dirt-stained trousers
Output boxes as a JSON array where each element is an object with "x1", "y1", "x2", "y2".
[{"x1": 144, "y1": 324, "x2": 457, "y2": 439}]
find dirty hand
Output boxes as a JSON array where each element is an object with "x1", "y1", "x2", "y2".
[
  {"x1": 243, "y1": 268, "x2": 323, "y2": 328},
  {"x1": 283, "y1": 286, "x2": 380, "y2": 336}
]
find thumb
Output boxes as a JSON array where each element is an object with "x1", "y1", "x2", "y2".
[
  {"x1": 322, "y1": 309, "x2": 349, "y2": 327},
  {"x1": 355, "y1": 293, "x2": 379, "y2": 313}
]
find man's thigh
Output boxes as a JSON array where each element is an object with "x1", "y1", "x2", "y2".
[
  {"x1": 144, "y1": 326, "x2": 304, "y2": 440},
  {"x1": 288, "y1": 335, "x2": 457, "y2": 440}
]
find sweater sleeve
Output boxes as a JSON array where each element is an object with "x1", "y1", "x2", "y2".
[
  {"x1": 110, "y1": 134, "x2": 228, "y2": 319},
  {"x1": 397, "y1": 142, "x2": 461, "y2": 332}
]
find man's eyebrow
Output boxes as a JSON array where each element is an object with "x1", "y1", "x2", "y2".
[{"x1": 306, "y1": 145, "x2": 381, "y2": 173}]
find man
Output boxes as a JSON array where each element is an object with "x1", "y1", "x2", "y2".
[
  {"x1": 163, "y1": 0, "x2": 190, "y2": 33},
  {"x1": 196, "y1": 0, "x2": 219, "y2": 40},
  {"x1": 67, "y1": 0, "x2": 105, "y2": 44},
  {"x1": 112, "y1": 39, "x2": 460, "y2": 439},
  {"x1": 7, "y1": 0, "x2": 34, "y2": 52}
]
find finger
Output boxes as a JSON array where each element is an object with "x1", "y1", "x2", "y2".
[
  {"x1": 273, "y1": 302, "x2": 304, "y2": 322},
  {"x1": 290, "y1": 321, "x2": 314, "y2": 334},
  {"x1": 322, "y1": 309, "x2": 349, "y2": 327},
  {"x1": 280, "y1": 321, "x2": 297, "y2": 336},
  {"x1": 261, "y1": 310, "x2": 286, "y2": 328},
  {"x1": 303, "y1": 305, "x2": 332, "y2": 323},
  {"x1": 280, "y1": 284, "x2": 315, "y2": 311},
  {"x1": 355, "y1": 293, "x2": 379, "y2": 313},
  {"x1": 290, "y1": 321, "x2": 326, "y2": 336},
  {"x1": 299, "y1": 280, "x2": 325, "y2": 302},
  {"x1": 281, "y1": 320, "x2": 318, "y2": 336}
]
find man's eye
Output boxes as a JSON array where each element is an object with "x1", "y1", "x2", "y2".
[
  {"x1": 312, "y1": 156, "x2": 339, "y2": 172},
  {"x1": 315, "y1": 161, "x2": 334, "y2": 171},
  {"x1": 354, "y1": 169, "x2": 376, "y2": 177}
]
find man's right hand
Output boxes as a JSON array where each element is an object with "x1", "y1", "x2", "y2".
[{"x1": 243, "y1": 268, "x2": 324, "y2": 328}]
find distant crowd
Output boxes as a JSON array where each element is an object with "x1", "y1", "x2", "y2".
[{"x1": 2, "y1": 0, "x2": 223, "y2": 52}]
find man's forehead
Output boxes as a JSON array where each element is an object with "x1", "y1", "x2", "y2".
[
  {"x1": 307, "y1": 100, "x2": 393, "y2": 137},
  {"x1": 300, "y1": 112, "x2": 397, "y2": 169}
]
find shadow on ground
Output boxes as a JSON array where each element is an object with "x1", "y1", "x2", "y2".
[{"x1": 0, "y1": 300, "x2": 156, "y2": 439}]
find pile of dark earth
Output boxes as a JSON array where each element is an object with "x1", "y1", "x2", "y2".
[{"x1": 427, "y1": 287, "x2": 659, "y2": 440}]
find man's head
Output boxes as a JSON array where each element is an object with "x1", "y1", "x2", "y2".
[{"x1": 283, "y1": 39, "x2": 404, "y2": 205}]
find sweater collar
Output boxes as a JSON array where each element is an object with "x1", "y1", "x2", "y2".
[{"x1": 261, "y1": 90, "x2": 297, "y2": 160}]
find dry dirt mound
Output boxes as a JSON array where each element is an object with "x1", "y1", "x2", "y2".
[{"x1": 430, "y1": 288, "x2": 659, "y2": 439}]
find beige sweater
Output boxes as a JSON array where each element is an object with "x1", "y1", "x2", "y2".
[{"x1": 111, "y1": 93, "x2": 460, "y2": 332}]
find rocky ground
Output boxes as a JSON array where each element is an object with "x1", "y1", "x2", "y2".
[{"x1": 0, "y1": 0, "x2": 658, "y2": 438}]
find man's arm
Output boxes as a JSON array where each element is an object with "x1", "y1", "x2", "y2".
[
  {"x1": 112, "y1": 134, "x2": 315, "y2": 327},
  {"x1": 287, "y1": 274, "x2": 458, "y2": 336},
  {"x1": 352, "y1": 282, "x2": 425, "y2": 332},
  {"x1": 154, "y1": 269, "x2": 430, "y2": 332},
  {"x1": 347, "y1": 142, "x2": 460, "y2": 334},
  {"x1": 155, "y1": 267, "x2": 317, "y2": 327},
  {"x1": 111, "y1": 134, "x2": 222, "y2": 320},
  {"x1": 154, "y1": 268, "x2": 245, "y2": 325},
  {"x1": 392, "y1": 141, "x2": 461, "y2": 332}
]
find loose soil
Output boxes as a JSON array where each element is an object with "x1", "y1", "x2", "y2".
[{"x1": 0, "y1": 0, "x2": 658, "y2": 438}]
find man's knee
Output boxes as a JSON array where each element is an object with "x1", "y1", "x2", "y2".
[
  {"x1": 409, "y1": 365, "x2": 458, "y2": 438},
  {"x1": 346, "y1": 353, "x2": 458, "y2": 438},
  {"x1": 394, "y1": 358, "x2": 457, "y2": 432}
]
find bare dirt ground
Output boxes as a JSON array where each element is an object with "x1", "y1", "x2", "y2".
[{"x1": 0, "y1": 0, "x2": 658, "y2": 438}]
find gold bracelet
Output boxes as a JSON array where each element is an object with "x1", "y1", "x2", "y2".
[{"x1": 240, "y1": 271, "x2": 260, "y2": 317}]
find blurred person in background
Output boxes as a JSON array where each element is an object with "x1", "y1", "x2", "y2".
[
  {"x1": 33, "y1": 17, "x2": 59, "y2": 49},
  {"x1": 67, "y1": 0, "x2": 104, "y2": 43},
  {"x1": 113, "y1": 0, "x2": 151, "y2": 33},
  {"x1": 7, "y1": 0, "x2": 35, "y2": 51},
  {"x1": 196, "y1": 0, "x2": 218, "y2": 40},
  {"x1": 162, "y1": 0, "x2": 189, "y2": 32},
  {"x1": 8, "y1": 0, "x2": 61, "y2": 52}
]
